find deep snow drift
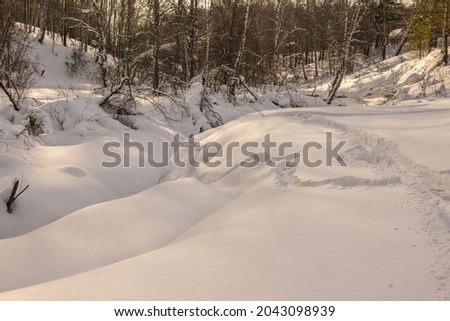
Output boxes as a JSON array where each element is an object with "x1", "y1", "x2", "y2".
[{"x1": 1, "y1": 34, "x2": 450, "y2": 300}]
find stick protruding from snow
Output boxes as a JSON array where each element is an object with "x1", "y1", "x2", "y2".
[{"x1": 5, "y1": 178, "x2": 30, "y2": 214}]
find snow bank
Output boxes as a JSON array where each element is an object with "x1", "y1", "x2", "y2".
[
  {"x1": 260, "y1": 91, "x2": 327, "y2": 107},
  {"x1": 397, "y1": 50, "x2": 443, "y2": 86},
  {"x1": 185, "y1": 82, "x2": 210, "y2": 133},
  {"x1": 2, "y1": 108, "x2": 449, "y2": 300},
  {"x1": 318, "y1": 50, "x2": 447, "y2": 105},
  {"x1": 0, "y1": 97, "x2": 178, "y2": 238}
]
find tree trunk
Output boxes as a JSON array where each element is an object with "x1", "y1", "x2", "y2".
[
  {"x1": 272, "y1": 0, "x2": 284, "y2": 85},
  {"x1": 0, "y1": 82, "x2": 20, "y2": 111},
  {"x1": 38, "y1": 0, "x2": 48, "y2": 44},
  {"x1": 90, "y1": 0, "x2": 109, "y2": 87},
  {"x1": 188, "y1": 0, "x2": 198, "y2": 80},
  {"x1": 444, "y1": 0, "x2": 449, "y2": 65},
  {"x1": 153, "y1": 0, "x2": 161, "y2": 91},
  {"x1": 229, "y1": 1, "x2": 250, "y2": 102},
  {"x1": 302, "y1": 52, "x2": 308, "y2": 81},
  {"x1": 0, "y1": 0, "x2": 4, "y2": 57},
  {"x1": 62, "y1": 0, "x2": 68, "y2": 46},
  {"x1": 175, "y1": 0, "x2": 183, "y2": 82},
  {"x1": 200, "y1": 1, "x2": 213, "y2": 112},
  {"x1": 326, "y1": 4, "x2": 366, "y2": 105},
  {"x1": 394, "y1": 31, "x2": 408, "y2": 56},
  {"x1": 381, "y1": 0, "x2": 387, "y2": 60}
]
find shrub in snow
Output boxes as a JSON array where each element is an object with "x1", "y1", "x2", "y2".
[
  {"x1": 186, "y1": 82, "x2": 209, "y2": 133},
  {"x1": 25, "y1": 112, "x2": 45, "y2": 136},
  {"x1": 0, "y1": 24, "x2": 38, "y2": 111},
  {"x1": 185, "y1": 82, "x2": 223, "y2": 133},
  {"x1": 98, "y1": 79, "x2": 140, "y2": 129},
  {"x1": 0, "y1": 105, "x2": 46, "y2": 138},
  {"x1": 66, "y1": 45, "x2": 87, "y2": 77}
]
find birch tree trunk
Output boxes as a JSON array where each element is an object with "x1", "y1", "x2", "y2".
[
  {"x1": 272, "y1": 0, "x2": 284, "y2": 85},
  {"x1": 444, "y1": 0, "x2": 449, "y2": 65},
  {"x1": 153, "y1": 0, "x2": 161, "y2": 91},
  {"x1": 91, "y1": 0, "x2": 109, "y2": 87},
  {"x1": 326, "y1": 4, "x2": 366, "y2": 105},
  {"x1": 200, "y1": 0, "x2": 213, "y2": 112},
  {"x1": 0, "y1": 0, "x2": 4, "y2": 59},
  {"x1": 188, "y1": 0, "x2": 199, "y2": 80},
  {"x1": 228, "y1": 1, "x2": 250, "y2": 102},
  {"x1": 38, "y1": 0, "x2": 48, "y2": 44}
]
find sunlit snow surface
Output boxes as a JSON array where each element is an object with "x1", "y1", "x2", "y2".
[
  {"x1": 1, "y1": 34, "x2": 450, "y2": 300},
  {"x1": 1, "y1": 103, "x2": 450, "y2": 300}
]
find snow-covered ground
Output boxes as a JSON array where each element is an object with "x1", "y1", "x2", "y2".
[{"x1": 1, "y1": 34, "x2": 450, "y2": 300}]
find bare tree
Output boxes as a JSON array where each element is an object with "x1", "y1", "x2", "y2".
[
  {"x1": 200, "y1": 0, "x2": 213, "y2": 113},
  {"x1": 272, "y1": 0, "x2": 288, "y2": 85},
  {"x1": 0, "y1": 4, "x2": 37, "y2": 111},
  {"x1": 37, "y1": 0, "x2": 48, "y2": 44},
  {"x1": 228, "y1": 0, "x2": 250, "y2": 102},
  {"x1": 64, "y1": 0, "x2": 110, "y2": 87},
  {"x1": 326, "y1": 3, "x2": 366, "y2": 105},
  {"x1": 444, "y1": 0, "x2": 449, "y2": 65},
  {"x1": 0, "y1": 0, "x2": 5, "y2": 72},
  {"x1": 188, "y1": 0, "x2": 199, "y2": 80},
  {"x1": 153, "y1": 0, "x2": 162, "y2": 91}
]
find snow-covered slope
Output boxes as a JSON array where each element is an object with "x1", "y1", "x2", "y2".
[{"x1": 309, "y1": 50, "x2": 450, "y2": 106}]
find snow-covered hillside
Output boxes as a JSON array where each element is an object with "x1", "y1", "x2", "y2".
[{"x1": 1, "y1": 34, "x2": 450, "y2": 300}]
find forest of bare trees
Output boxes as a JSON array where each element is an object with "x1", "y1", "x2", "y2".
[{"x1": 1, "y1": 0, "x2": 449, "y2": 108}]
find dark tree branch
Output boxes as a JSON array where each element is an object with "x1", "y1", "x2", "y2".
[
  {"x1": 0, "y1": 81, "x2": 19, "y2": 111},
  {"x1": 99, "y1": 77, "x2": 129, "y2": 107},
  {"x1": 6, "y1": 179, "x2": 29, "y2": 214}
]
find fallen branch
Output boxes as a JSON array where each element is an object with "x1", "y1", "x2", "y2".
[
  {"x1": 6, "y1": 179, "x2": 29, "y2": 214},
  {"x1": 99, "y1": 77, "x2": 128, "y2": 107},
  {"x1": 240, "y1": 77, "x2": 258, "y2": 101}
]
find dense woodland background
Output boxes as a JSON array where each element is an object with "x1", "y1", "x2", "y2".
[{"x1": 0, "y1": 0, "x2": 449, "y2": 110}]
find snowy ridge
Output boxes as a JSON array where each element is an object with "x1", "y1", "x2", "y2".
[
  {"x1": 313, "y1": 50, "x2": 450, "y2": 105},
  {"x1": 0, "y1": 177, "x2": 239, "y2": 293},
  {"x1": 298, "y1": 175, "x2": 401, "y2": 188},
  {"x1": 294, "y1": 111, "x2": 450, "y2": 195}
]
